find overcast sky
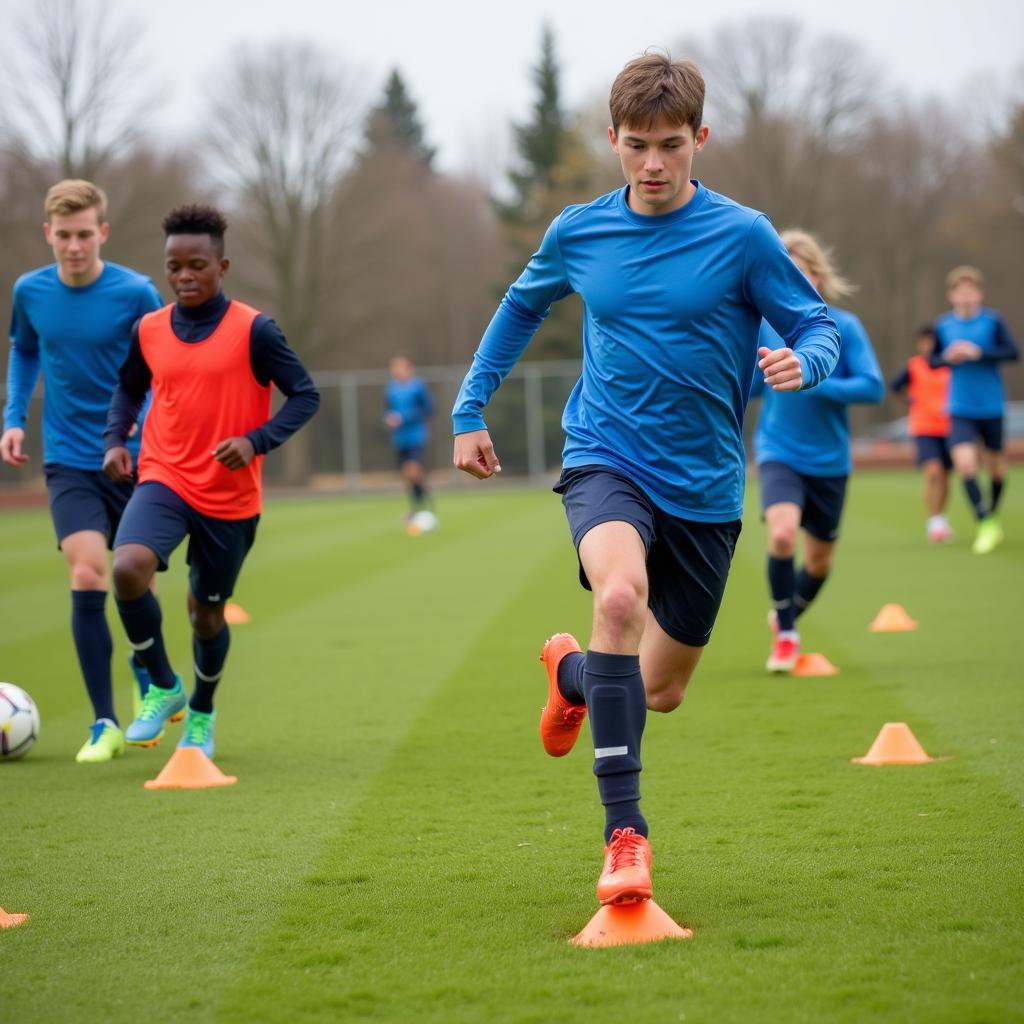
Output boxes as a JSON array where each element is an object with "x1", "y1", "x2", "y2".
[{"x1": 2, "y1": 0, "x2": 1021, "y2": 177}]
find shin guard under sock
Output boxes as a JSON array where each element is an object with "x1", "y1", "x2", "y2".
[
  {"x1": 71, "y1": 591, "x2": 116, "y2": 723},
  {"x1": 583, "y1": 650, "x2": 648, "y2": 843},
  {"x1": 190, "y1": 625, "x2": 230, "y2": 713},
  {"x1": 991, "y1": 478, "x2": 1004, "y2": 515},
  {"x1": 767, "y1": 556, "x2": 796, "y2": 631},
  {"x1": 794, "y1": 570, "x2": 828, "y2": 619},
  {"x1": 963, "y1": 477, "x2": 986, "y2": 520},
  {"x1": 115, "y1": 591, "x2": 176, "y2": 689}
]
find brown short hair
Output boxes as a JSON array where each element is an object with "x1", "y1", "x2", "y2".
[
  {"x1": 946, "y1": 265, "x2": 984, "y2": 290},
  {"x1": 609, "y1": 53, "x2": 704, "y2": 134},
  {"x1": 44, "y1": 180, "x2": 108, "y2": 222}
]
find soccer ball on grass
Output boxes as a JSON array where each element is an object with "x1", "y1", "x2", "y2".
[{"x1": 0, "y1": 684, "x2": 40, "y2": 760}]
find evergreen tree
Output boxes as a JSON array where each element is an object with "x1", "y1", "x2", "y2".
[{"x1": 364, "y1": 68, "x2": 434, "y2": 166}]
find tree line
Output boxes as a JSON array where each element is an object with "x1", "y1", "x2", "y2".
[{"x1": 1, "y1": 1, "x2": 1021, "y2": 426}]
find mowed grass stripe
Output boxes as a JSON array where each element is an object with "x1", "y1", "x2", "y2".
[
  {"x1": 213, "y1": 476, "x2": 1022, "y2": 1024},
  {"x1": 0, "y1": 492, "x2": 565, "y2": 1024}
]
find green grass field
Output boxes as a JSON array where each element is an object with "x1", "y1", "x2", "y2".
[{"x1": 2, "y1": 470, "x2": 1022, "y2": 1023}]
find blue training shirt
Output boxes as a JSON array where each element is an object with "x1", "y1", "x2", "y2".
[
  {"x1": 386, "y1": 377, "x2": 434, "y2": 450},
  {"x1": 4, "y1": 262, "x2": 163, "y2": 470},
  {"x1": 933, "y1": 308, "x2": 1019, "y2": 419},
  {"x1": 452, "y1": 182, "x2": 840, "y2": 522},
  {"x1": 752, "y1": 307, "x2": 885, "y2": 477}
]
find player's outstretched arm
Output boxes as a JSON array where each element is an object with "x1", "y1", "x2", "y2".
[
  {"x1": 103, "y1": 445, "x2": 134, "y2": 482},
  {"x1": 0, "y1": 427, "x2": 29, "y2": 467},
  {"x1": 757, "y1": 347, "x2": 803, "y2": 392},
  {"x1": 454, "y1": 429, "x2": 502, "y2": 479}
]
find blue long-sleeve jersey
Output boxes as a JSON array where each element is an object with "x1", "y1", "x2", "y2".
[
  {"x1": 752, "y1": 306, "x2": 885, "y2": 476},
  {"x1": 932, "y1": 308, "x2": 1018, "y2": 418},
  {"x1": 386, "y1": 377, "x2": 434, "y2": 450},
  {"x1": 452, "y1": 183, "x2": 840, "y2": 522},
  {"x1": 4, "y1": 262, "x2": 163, "y2": 469}
]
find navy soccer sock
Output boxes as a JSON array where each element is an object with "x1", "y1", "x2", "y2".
[
  {"x1": 794, "y1": 570, "x2": 828, "y2": 619},
  {"x1": 963, "y1": 477, "x2": 986, "y2": 520},
  {"x1": 190, "y1": 625, "x2": 230, "y2": 713},
  {"x1": 411, "y1": 481, "x2": 426, "y2": 510},
  {"x1": 991, "y1": 477, "x2": 1005, "y2": 514},
  {"x1": 115, "y1": 592, "x2": 177, "y2": 689},
  {"x1": 71, "y1": 591, "x2": 116, "y2": 724},
  {"x1": 767, "y1": 556, "x2": 797, "y2": 631},
  {"x1": 556, "y1": 650, "x2": 586, "y2": 704},
  {"x1": 583, "y1": 650, "x2": 648, "y2": 843}
]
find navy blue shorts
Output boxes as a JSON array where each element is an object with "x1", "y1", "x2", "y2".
[
  {"x1": 950, "y1": 416, "x2": 1004, "y2": 453},
  {"x1": 114, "y1": 481, "x2": 258, "y2": 605},
  {"x1": 395, "y1": 445, "x2": 426, "y2": 467},
  {"x1": 554, "y1": 465, "x2": 742, "y2": 648},
  {"x1": 758, "y1": 461, "x2": 848, "y2": 543},
  {"x1": 44, "y1": 464, "x2": 135, "y2": 548},
  {"x1": 914, "y1": 435, "x2": 952, "y2": 469}
]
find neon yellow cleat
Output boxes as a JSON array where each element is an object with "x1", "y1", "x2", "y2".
[
  {"x1": 75, "y1": 720, "x2": 126, "y2": 763},
  {"x1": 972, "y1": 517, "x2": 1004, "y2": 555}
]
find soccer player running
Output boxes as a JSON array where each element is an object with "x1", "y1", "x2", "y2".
[
  {"x1": 103, "y1": 205, "x2": 319, "y2": 756},
  {"x1": 931, "y1": 266, "x2": 1019, "y2": 554},
  {"x1": 384, "y1": 353, "x2": 435, "y2": 523},
  {"x1": 1, "y1": 180, "x2": 163, "y2": 763},
  {"x1": 752, "y1": 231, "x2": 884, "y2": 673},
  {"x1": 452, "y1": 56, "x2": 839, "y2": 906},
  {"x1": 890, "y1": 326, "x2": 954, "y2": 543}
]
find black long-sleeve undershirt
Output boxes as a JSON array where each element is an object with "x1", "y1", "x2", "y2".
[{"x1": 104, "y1": 292, "x2": 319, "y2": 456}]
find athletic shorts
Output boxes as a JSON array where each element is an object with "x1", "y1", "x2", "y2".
[
  {"x1": 914, "y1": 435, "x2": 952, "y2": 469},
  {"x1": 114, "y1": 481, "x2": 258, "y2": 605},
  {"x1": 44, "y1": 463, "x2": 135, "y2": 548},
  {"x1": 950, "y1": 415, "x2": 1004, "y2": 453},
  {"x1": 757, "y1": 461, "x2": 848, "y2": 543},
  {"x1": 395, "y1": 445, "x2": 426, "y2": 468},
  {"x1": 554, "y1": 465, "x2": 742, "y2": 648}
]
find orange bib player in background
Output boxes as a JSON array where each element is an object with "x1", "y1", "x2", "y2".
[
  {"x1": 890, "y1": 325, "x2": 953, "y2": 543},
  {"x1": 102, "y1": 204, "x2": 319, "y2": 758}
]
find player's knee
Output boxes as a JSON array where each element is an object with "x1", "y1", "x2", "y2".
[
  {"x1": 594, "y1": 578, "x2": 647, "y2": 634},
  {"x1": 112, "y1": 551, "x2": 150, "y2": 599},
  {"x1": 924, "y1": 462, "x2": 943, "y2": 483},
  {"x1": 805, "y1": 552, "x2": 832, "y2": 577},
  {"x1": 69, "y1": 561, "x2": 108, "y2": 591},
  {"x1": 189, "y1": 603, "x2": 225, "y2": 638},
  {"x1": 768, "y1": 524, "x2": 798, "y2": 556}
]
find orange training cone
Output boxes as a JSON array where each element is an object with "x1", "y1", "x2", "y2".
[
  {"x1": 852, "y1": 722, "x2": 937, "y2": 765},
  {"x1": 571, "y1": 899, "x2": 693, "y2": 947},
  {"x1": 144, "y1": 747, "x2": 238, "y2": 790},
  {"x1": 869, "y1": 603, "x2": 918, "y2": 632},
  {"x1": 224, "y1": 603, "x2": 250, "y2": 625},
  {"x1": 0, "y1": 907, "x2": 29, "y2": 929},
  {"x1": 791, "y1": 652, "x2": 840, "y2": 677}
]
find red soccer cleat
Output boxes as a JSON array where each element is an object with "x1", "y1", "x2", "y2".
[
  {"x1": 766, "y1": 633, "x2": 800, "y2": 673},
  {"x1": 597, "y1": 827, "x2": 653, "y2": 906},
  {"x1": 538, "y1": 633, "x2": 586, "y2": 757}
]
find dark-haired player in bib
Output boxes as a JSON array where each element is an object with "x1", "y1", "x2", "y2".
[{"x1": 103, "y1": 204, "x2": 319, "y2": 756}]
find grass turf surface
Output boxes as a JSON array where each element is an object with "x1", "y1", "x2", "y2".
[{"x1": 1, "y1": 470, "x2": 1022, "y2": 1023}]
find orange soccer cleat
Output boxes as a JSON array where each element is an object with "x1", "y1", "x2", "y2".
[
  {"x1": 597, "y1": 827, "x2": 653, "y2": 906},
  {"x1": 538, "y1": 633, "x2": 587, "y2": 757}
]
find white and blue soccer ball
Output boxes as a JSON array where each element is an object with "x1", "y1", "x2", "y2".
[
  {"x1": 411, "y1": 509, "x2": 439, "y2": 533},
  {"x1": 0, "y1": 683, "x2": 40, "y2": 760}
]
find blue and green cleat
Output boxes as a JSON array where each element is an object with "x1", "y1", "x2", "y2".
[
  {"x1": 130, "y1": 655, "x2": 151, "y2": 720},
  {"x1": 125, "y1": 675, "x2": 187, "y2": 747},
  {"x1": 75, "y1": 719, "x2": 126, "y2": 763},
  {"x1": 177, "y1": 708, "x2": 216, "y2": 758}
]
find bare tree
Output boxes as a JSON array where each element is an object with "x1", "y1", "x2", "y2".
[{"x1": 2, "y1": 0, "x2": 151, "y2": 179}]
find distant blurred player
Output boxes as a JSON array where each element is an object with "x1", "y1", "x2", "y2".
[
  {"x1": 385, "y1": 354, "x2": 435, "y2": 523},
  {"x1": 931, "y1": 266, "x2": 1019, "y2": 554},
  {"x1": 751, "y1": 230, "x2": 884, "y2": 673},
  {"x1": 1, "y1": 180, "x2": 162, "y2": 763},
  {"x1": 890, "y1": 326, "x2": 953, "y2": 542},
  {"x1": 103, "y1": 205, "x2": 319, "y2": 757},
  {"x1": 453, "y1": 56, "x2": 839, "y2": 907}
]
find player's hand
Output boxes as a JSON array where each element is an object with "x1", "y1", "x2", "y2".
[
  {"x1": 758, "y1": 346, "x2": 803, "y2": 392},
  {"x1": 945, "y1": 340, "x2": 982, "y2": 363},
  {"x1": 385, "y1": 412, "x2": 401, "y2": 429},
  {"x1": 103, "y1": 446, "x2": 134, "y2": 482},
  {"x1": 454, "y1": 429, "x2": 501, "y2": 479},
  {"x1": 213, "y1": 436, "x2": 256, "y2": 470},
  {"x1": 0, "y1": 427, "x2": 29, "y2": 467}
]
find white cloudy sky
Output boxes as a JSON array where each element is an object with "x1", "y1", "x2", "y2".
[{"x1": 1, "y1": 0, "x2": 1021, "y2": 176}]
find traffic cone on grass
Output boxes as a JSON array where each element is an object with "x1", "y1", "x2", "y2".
[
  {"x1": 791, "y1": 653, "x2": 839, "y2": 677},
  {"x1": 0, "y1": 907, "x2": 29, "y2": 928},
  {"x1": 144, "y1": 746, "x2": 237, "y2": 789},
  {"x1": 869, "y1": 604, "x2": 917, "y2": 632},
  {"x1": 571, "y1": 900, "x2": 692, "y2": 947},
  {"x1": 224, "y1": 603, "x2": 250, "y2": 625},
  {"x1": 852, "y1": 722, "x2": 937, "y2": 765}
]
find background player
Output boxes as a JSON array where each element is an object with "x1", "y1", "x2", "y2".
[
  {"x1": 452, "y1": 56, "x2": 839, "y2": 908},
  {"x1": 103, "y1": 205, "x2": 319, "y2": 757},
  {"x1": 890, "y1": 326, "x2": 953, "y2": 543},
  {"x1": 751, "y1": 230, "x2": 884, "y2": 673},
  {"x1": 384, "y1": 353, "x2": 435, "y2": 523},
  {"x1": 931, "y1": 265, "x2": 1019, "y2": 554},
  {"x1": 1, "y1": 180, "x2": 162, "y2": 763}
]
